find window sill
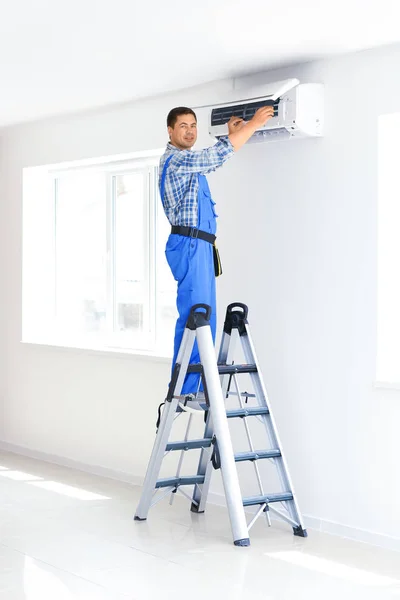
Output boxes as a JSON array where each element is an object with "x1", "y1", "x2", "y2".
[
  {"x1": 21, "y1": 338, "x2": 172, "y2": 364},
  {"x1": 372, "y1": 381, "x2": 400, "y2": 391}
]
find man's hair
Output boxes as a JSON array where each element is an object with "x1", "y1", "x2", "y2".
[{"x1": 167, "y1": 107, "x2": 197, "y2": 129}]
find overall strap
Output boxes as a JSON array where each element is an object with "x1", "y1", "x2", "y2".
[{"x1": 160, "y1": 154, "x2": 174, "y2": 203}]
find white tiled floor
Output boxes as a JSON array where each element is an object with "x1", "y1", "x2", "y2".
[{"x1": 0, "y1": 451, "x2": 400, "y2": 599}]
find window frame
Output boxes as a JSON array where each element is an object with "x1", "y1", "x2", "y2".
[
  {"x1": 375, "y1": 112, "x2": 400, "y2": 387},
  {"x1": 22, "y1": 149, "x2": 176, "y2": 358}
]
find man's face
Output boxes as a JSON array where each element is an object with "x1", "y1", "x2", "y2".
[{"x1": 168, "y1": 113, "x2": 197, "y2": 150}]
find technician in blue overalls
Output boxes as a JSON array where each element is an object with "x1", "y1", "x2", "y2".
[{"x1": 159, "y1": 105, "x2": 274, "y2": 397}]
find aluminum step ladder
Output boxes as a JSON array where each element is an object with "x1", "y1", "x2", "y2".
[{"x1": 134, "y1": 303, "x2": 307, "y2": 546}]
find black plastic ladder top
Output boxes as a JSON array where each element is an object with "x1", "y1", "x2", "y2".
[
  {"x1": 186, "y1": 304, "x2": 212, "y2": 330},
  {"x1": 223, "y1": 303, "x2": 249, "y2": 336}
]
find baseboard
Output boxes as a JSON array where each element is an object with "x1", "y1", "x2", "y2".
[
  {"x1": 303, "y1": 514, "x2": 400, "y2": 552},
  {"x1": 199, "y1": 490, "x2": 400, "y2": 552},
  {"x1": 0, "y1": 440, "x2": 143, "y2": 488},
  {"x1": 1, "y1": 440, "x2": 399, "y2": 553}
]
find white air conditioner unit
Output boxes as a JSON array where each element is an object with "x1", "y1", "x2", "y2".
[{"x1": 208, "y1": 78, "x2": 324, "y2": 143}]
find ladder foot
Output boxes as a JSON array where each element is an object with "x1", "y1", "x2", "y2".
[
  {"x1": 293, "y1": 526, "x2": 308, "y2": 537},
  {"x1": 134, "y1": 515, "x2": 147, "y2": 522},
  {"x1": 234, "y1": 538, "x2": 251, "y2": 547},
  {"x1": 190, "y1": 503, "x2": 204, "y2": 513}
]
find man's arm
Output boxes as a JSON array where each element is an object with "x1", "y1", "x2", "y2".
[
  {"x1": 227, "y1": 106, "x2": 275, "y2": 151},
  {"x1": 168, "y1": 138, "x2": 234, "y2": 175}
]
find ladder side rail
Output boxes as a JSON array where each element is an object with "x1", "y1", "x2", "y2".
[
  {"x1": 196, "y1": 321, "x2": 250, "y2": 546},
  {"x1": 242, "y1": 325, "x2": 306, "y2": 530},
  {"x1": 134, "y1": 328, "x2": 196, "y2": 520},
  {"x1": 190, "y1": 410, "x2": 214, "y2": 513}
]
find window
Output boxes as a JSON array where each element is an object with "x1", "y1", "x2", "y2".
[
  {"x1": 22, "y1": 151, "x2": 177, "y2": 356},
  {"x1": 377, "y1": 112, "x2": 400, "y2": 383}
]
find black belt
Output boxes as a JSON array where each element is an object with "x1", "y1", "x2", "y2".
[{"x1": 171, "y1": 226, "x2": 216, "y2": 245}]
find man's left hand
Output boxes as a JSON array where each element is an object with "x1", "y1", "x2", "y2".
[{"x1": 227, "y1": 116, "x2": 245, "y2": 134}]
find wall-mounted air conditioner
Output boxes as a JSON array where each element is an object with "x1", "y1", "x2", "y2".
[{"x1": 208, "y1": 78, "x2": 324, "y2": 143}]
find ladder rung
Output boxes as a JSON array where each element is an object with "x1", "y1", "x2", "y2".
[
  {"x1": 186, "y1": 363, "x2": 257, "y2": 375},
  {"x1": 156, "y1": 475, "x2": 205, "y2": 489},
  {"x1": 227, "y1": 391, "x2": 256, "y2": 398},
  {"x1": 218, "y1": 364, "x2": 258, "y2": 375},
  {"x1": 234, "y1": 449, "x2": 281, "y2": 462},
  {"x1": 176, "y1": 402, "x2": 208, "y2": 414},
  {"x1": 226, "y1": 407, "x2": 269, "y2": 418},
  {"x1": 187, "y1": 364, "x2": 203, "y2": 373},
  {"x1": 242, "y1": 492, "x2": 293, "y2": 507},
  {"x1": 166, "y1": 438, "x2": 212, "y2": 452}
]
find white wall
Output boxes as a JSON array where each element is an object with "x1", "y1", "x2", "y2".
[
  {"x1": 1, "y1": 44, "x2": 400, "y2": 550},
  {"x1": 0, "y1": 135, "x2": 5, "y2": 441}
]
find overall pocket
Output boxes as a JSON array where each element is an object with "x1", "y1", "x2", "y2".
[{"x1": 165, "y1": 236, "x2": 190, "y2": 282}]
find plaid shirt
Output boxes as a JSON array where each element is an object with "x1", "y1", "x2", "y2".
[{"x1": 159, "y1": 138, "x2": 234, "y2": 227}]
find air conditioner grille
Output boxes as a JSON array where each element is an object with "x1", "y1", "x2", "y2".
[{"x1": 211, "y1": 99, "x2": 280, "y2": 126}]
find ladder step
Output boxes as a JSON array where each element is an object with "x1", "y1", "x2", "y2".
[
  {"x1": 187, "y1": 364, "x2": 203, "y2": 373},
  {"x1": 166, "y1": 438, "x2": 212, "y2": 452},
  {"x1": 187, "y1": 363, "x2": 258, "y2": 374},
  {"x1": 234, "y1": 449, "x2": 281, "y2": 462},
  {"x1": 156, "y1": 475, "x2": 205, "y2": 489},
  {"x1": 226, "y1": 407, "x2": 269, "y2": 418},
  {"x1": 242, "y1": 492, "x2": 294, "y2": 507},
  {"x1": 218, "y1": 364, "x2": 258, "y2": 375}
]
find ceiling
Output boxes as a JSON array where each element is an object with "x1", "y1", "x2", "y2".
[{"x1": 1, "y1": 0, "x2": 400, "y2": 126}]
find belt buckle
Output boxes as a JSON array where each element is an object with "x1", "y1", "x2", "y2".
[{"x1": 189, "y1": 227, "x2": 199, "y2": 239}]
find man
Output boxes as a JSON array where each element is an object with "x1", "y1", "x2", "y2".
[{"x1": 159, "y1": 104, "x2": 274, "y2": 398}]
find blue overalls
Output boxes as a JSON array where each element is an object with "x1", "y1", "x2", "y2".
[{"x1": 160, "y1": 155, "x2": 217, "y2": 394}]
